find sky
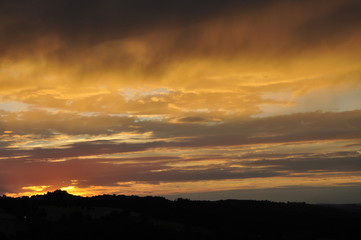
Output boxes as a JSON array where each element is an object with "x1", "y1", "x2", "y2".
[{"x1": 0, "y1": 0, "x2": 361, "y2": 203}]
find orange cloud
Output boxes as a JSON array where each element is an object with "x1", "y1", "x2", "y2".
[{"x1": 1, "y1": 0, "x2": 361, "y2": 201}]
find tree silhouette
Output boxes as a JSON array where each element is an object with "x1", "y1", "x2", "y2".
[{"x1": 0, "y1": 190, "x2": 360, "y2": 239}]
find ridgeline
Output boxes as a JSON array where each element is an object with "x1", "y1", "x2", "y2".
[{"x1": 0, "y1": 190, "x2": 360, "y2": 240}]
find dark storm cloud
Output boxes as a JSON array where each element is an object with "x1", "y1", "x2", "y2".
[
  {"x1": 0, "y1": 0, "x2": 266, "y2": 54},
  {"x1": 1, "y1": 0, "x2": 359, "y2": 59},
  {"x1": 1, "y1": 0, "x2": 361, "y2": 200},
  {"x1": 296, "y1": 0, "x2": 361, "y2": 46},
  {"x1": 0, "y1": 0, "x2": 359, "y2": 91}
]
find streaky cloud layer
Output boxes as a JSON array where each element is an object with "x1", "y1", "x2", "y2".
[{"x1": 0, "y1": 0, "x2": 361, "y2": 202}]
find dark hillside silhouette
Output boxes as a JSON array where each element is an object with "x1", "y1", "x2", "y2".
[{"x1": 0, "y1": 190, "x2": 360, "y2": 239}]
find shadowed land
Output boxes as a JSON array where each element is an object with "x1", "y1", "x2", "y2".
[{"x1": 0, "y1": 190, "x2": 360, "y2": 240}]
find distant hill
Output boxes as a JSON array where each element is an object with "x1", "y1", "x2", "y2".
[{"x1": 0, "y1": 190, "x2": 360, "y2": 240}]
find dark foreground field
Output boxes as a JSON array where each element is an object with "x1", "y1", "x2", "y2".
[{"x1": 0, "y1": 190, "x2": 360, "y2": 240}]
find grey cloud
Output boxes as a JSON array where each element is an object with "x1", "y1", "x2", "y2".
[
  {"x1": 177, "y1": 116, "x2": 208, "y2": 123},
  {"x1": 128, "y1": 168, "x2": 284, "y2": 183},
  {"x1": 245, "y1": 152, "x2": 361, "y2": 173},
  {"x1": 0, "y1": 111, "x2": 136, "y2": 136},
  {"x1": 1, "y1": 110, "x2": 361, "y2": 161},
  {"x1": 0, "y1": 155, "x2": 283, "y2": 190},
  {"x1": 144, "y1": 110, "x2": 361, "y2": 146},
  {"x1": 343, "y1": 143, "x2": 361, "y2": 148},
  {"x1": 1, "y1": 142, "x2": 359, "y2": 194}
]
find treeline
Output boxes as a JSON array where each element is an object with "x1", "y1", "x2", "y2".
[{"x1": 0, "y1": 190, "x2": 360, "y2": 240}]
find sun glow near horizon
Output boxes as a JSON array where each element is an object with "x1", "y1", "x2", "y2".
[{"x1": 1, "y1": 0, "x2": 361, "y2": 203}]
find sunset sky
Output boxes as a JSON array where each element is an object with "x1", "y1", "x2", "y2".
[{"x1": 1, "y1": 0, "x2": 361, "y2": 203}]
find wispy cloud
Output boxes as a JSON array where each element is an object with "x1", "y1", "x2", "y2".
[{"x1": 0, "y1": 0, "x2": 360, "y2": 201}]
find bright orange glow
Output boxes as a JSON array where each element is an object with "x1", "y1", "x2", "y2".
[{"x1": 1, "y1": 0, "x2": 361, "y2": 202}]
